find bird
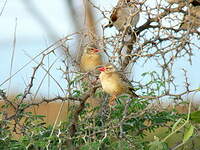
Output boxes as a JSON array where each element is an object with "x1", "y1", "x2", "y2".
[
  {"x1": 167, "y1": 0, "x2": 200, "y2": 29},
  {"x1": 180, "y1": 4, "x2": 200, "y2": 29},
  {"x1": 98, "y1": 64, "x2": 138, "y2": 105},
  {"x1": 167, "y1": 0, "x2": 200, "y2": 5},
  {"x1": 80, "y1": 45, "x2": 103, "y2": 72},
  {"x1": 106, "y1": 0, "x2": 140, "y2": 31},
  {"x1": 190, "y1": 0, "x2": 200, "y2": 6}
]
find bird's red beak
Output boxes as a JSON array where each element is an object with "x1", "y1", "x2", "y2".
[
  {"x1": 92, "y1": 48, "x2": 102, "y2": 53},
  {"x1": 98, "y1": 67, "x2": 106, "y2": 72}
]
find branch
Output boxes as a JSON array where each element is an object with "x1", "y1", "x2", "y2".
[{"x1": 69, "y1": 85, "x2": 100, "y2": 137}]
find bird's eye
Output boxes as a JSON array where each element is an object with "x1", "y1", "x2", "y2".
[
  {"x1": 90, "y1": 48, "x2": 95, "y2": 52},
  {"x1": 106, "y1": 67, "x2": 111, "y2": 70}
]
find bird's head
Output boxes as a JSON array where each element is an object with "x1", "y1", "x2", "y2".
[
  {"x1": 97, "y1": 64, "x2": 116, "y2": 73},
  {"x1": 84, "y1": 46, "x2": 102, "y2": 55},
  {"x1": 122, "y1": 0, "x2": 139, "y2": 5},
  {"x1": 121, "y1": 0, "x2": 134, "y2": 4}
]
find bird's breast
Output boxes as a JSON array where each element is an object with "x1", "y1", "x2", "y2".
[
  {"x1": 99, "y1": 73, "x2": 126, "y2": 95},
  {"x1": 80, "y1": 54, "x2": 102, "y2": 72}
]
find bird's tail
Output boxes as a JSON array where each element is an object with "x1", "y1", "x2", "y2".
[{"x1": 129, "y1": 87, "x2": 139, "y2": 98}]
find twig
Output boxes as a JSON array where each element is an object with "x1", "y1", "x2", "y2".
[
  {"x1": 7, "y1": 18, "x2": 18, "y2": 96},
  {"x1": 0, "y1": 0, "x2": 7, "y2": 16}
]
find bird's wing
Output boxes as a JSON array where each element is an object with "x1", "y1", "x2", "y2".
[
  {"x1": 109, "y1": 0, "x2": 132, "y2": 24},
  {"x1": 105, "y1": 7, "x2": 119, "y2": 28},
  {"x1": 110, "y1": 7, "x2": 119, "y2": 23},
  {"x1": 118, "y1": 71, "x2": 132, "y2": 86},
  {"x1": 117, "y1": 71, "x2": 138, "y2": 97}
]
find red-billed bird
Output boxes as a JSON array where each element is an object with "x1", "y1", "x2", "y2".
[
  {"x1": 80, "y1": 46, "x2": 103, "y2": 72},
  {"x1": 98, "y1": 64, "x2": 138, "y2": 105}
]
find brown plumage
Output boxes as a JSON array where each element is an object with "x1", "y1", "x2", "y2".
[
  {"x1": 180, "y1": 6, "x2": 200, "y2": 29},
  {"x1": 80, "y1": 46, "x2": 103, "y2": 72},
  {"x1": 167, "y1": 0, "x2": 200, "y2": 29},
  {"x1": 106, "y1": 0, "x2": 140, "y2": 31},
  {"x1": 167, "y1": 0, "x2": 200, "y2": 5},
  {"x1": 98, "y1": 64, "x2": 138, "y2": 104},
  {"x1": 191, "y1": 0, "x2": 200, "y2": 6}
]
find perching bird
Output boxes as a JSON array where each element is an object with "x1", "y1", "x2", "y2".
[
  {"x1": 98, "y1": 64, "x2": 138, "y2": 105},
  {"x1": 80, "y1": 45, "x2": 103, "y2": 72},
  {"x1": 167, "y1": 0, "x2": 200, "y2": 5},
  {"x1": 190, "y1": 0, "x2": 200, "y2": 6},
  {"x1": 167, "y1": 0, "x2": 200, "y2": 29},
  {"x1": 180, "y1": 5, "x2": 200, "y2": 29},
  {"x1": 106, "y1": 0, "x2": 140, "y2": 31}
]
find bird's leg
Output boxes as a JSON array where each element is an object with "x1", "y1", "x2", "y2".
[{"x1": 109, "y1": 95, "x2": 117, "y2": 106}]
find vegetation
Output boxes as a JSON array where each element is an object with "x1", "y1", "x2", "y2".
[{"x1": 0, "y1": 0, "x2": 200, "y2": 149}]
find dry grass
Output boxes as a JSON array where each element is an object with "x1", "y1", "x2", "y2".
[{"x1": 0, "y1": 100, "x2": 70, "y2": 125}]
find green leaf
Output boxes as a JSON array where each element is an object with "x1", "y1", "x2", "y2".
[
  {"x1": 18, "y1": 103, "x2": 29, "y2": 110},
  {"x1": 81, "y1": 142, "x2": 101, "y2": 150},
  {"x1": 33, "y1": 114, "x2": 46, "y2": 118},
  {"x1": 190, "y1": 111, "x2": 200, "y2": 123},
  {"x1": 172, "y1": 118, "x2": 182, "y2": 131},
  {"x1": 15, "y1": 93, "x2": 24, "y2": 99},
  {"x1": 183, "y1": 124, "x2": 194, "y2": 143},
  {"x1": 149, "y1": 137, "x2": 168, "y2": 150},
  {"x1": 141, "y1": 72, "x2": 148, "y2": 77}
]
